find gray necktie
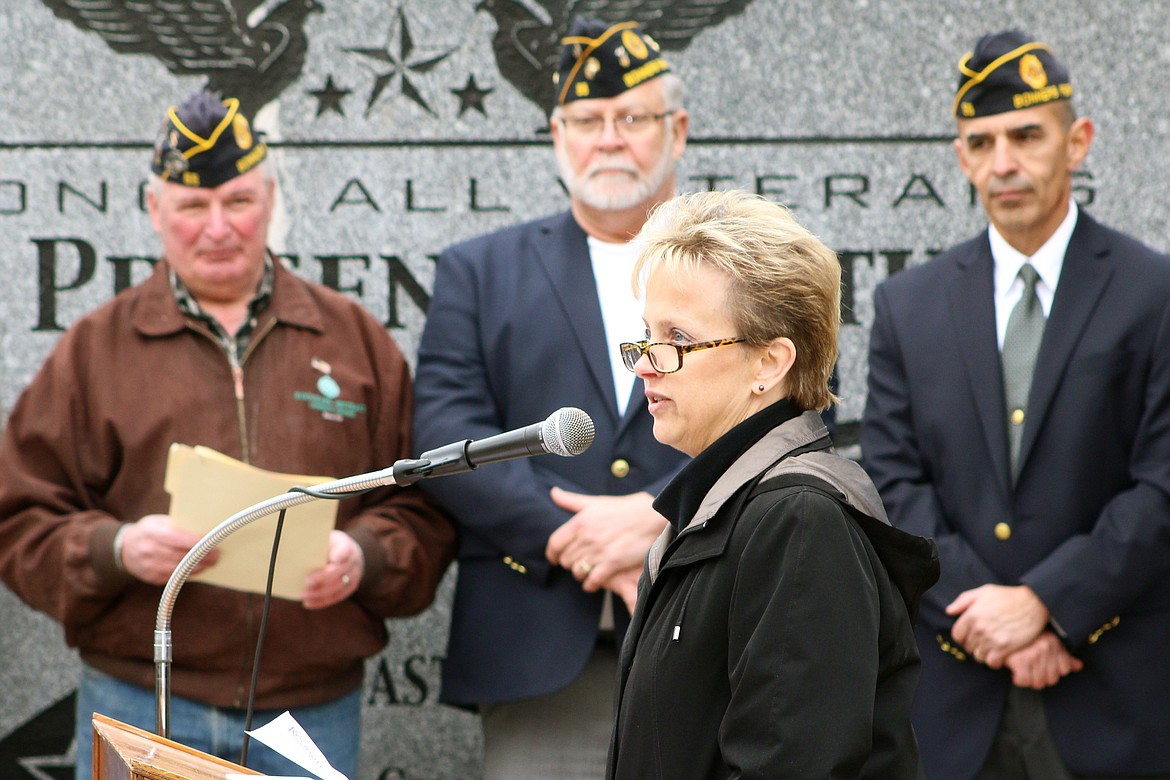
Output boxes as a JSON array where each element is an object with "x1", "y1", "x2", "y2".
[{"x1": 1002, "y1": 263, "x2": 1045, "y2": 477}]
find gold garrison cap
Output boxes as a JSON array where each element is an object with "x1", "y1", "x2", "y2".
[
  {"x1": 954, "y1": 30, "x2": 1073, "y2": 118},
  {"x1": 554, "y1": 18, "x2": 670, "y2": 106},
  {"x1": 151, "y1": 90, "x2": 268, "y2": 188}
]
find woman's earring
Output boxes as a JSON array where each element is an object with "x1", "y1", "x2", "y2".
[{"x1": 757, "y1": 384, "x2": 765, "y2": 392}]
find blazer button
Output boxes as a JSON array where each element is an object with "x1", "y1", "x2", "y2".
[
  {"x1": 994, "y1": 522, "x2": 1012, "y2": 541},
  {"x1": 502, "y1": 555, "x2": 527, "y2": 575},
  {"x1": 610, "y1": 459, "x2": 630, "y2": 478}
]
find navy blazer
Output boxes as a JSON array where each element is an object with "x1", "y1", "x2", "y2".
[
  {"x1": 861, "y1": 211, "x2": 1170, "y2": 778},
  {"x1": 414, "y1": 211, "x2": 688, "y2": 707}
]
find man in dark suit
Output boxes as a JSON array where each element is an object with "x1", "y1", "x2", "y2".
[
  {"x1": 861, "y1": 30, "x2": 1170, "y2": 780},
  {"x1": 413, "y1": 18, "x2": 690, "y2": 780}
]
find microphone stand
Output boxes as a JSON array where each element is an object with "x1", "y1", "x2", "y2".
[
  {"x1": 152, "y1": 411, "x2": 579, "y2": 736},
  {"x1": 152, "y1": 460, "x2": 433, "y2": 738}
]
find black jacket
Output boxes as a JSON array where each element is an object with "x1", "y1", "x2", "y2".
[{"x1": 608, "y1": 405, "x2": 939, "y2": 779}]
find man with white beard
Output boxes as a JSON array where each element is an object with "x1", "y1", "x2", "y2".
[{"x1": 412, "y1": 17, "x2": 690, "y2": 780}]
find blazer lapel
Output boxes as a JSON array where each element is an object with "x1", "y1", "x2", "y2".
[
  {"x1": 946, "y1": 238, "x2": 1013, "y2": 497},
  {"x1": 1018, "y1": 213, "x2": 1113, "y2": 472},
  {"x1": 617, "y1": 378, "x2": 649, "y2": 437},
  {"x1": 533, "y1": 214, "x2": 620, "y2": 425}
]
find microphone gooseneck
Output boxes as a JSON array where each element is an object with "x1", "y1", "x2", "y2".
[
  {"x1": 154, "y1": 407, "x2": 594, "y2": 737},
  {"x1": 155, "y1": 466, "x2": 399, "y2": 738}
]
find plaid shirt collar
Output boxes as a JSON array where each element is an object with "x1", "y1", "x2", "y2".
[{"x1": 169, "y1": 255, "x2": 274, "y2": 357}]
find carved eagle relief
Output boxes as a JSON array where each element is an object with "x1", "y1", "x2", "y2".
[
  {"x1": 39, "y1": 0, "x2": 755, "y2": 118},
  {"x1": 39, "y1": 0, "x2": 323, "y2": 116},
  {"x1": 479, "y1": 0, "x2": 757, "y2": 112}
]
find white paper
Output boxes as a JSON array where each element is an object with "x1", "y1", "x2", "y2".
[{"x1": 243, "y1": 711, "x2": 349, "y2": 780}]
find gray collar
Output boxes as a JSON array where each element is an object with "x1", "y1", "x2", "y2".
[{"x1": 646, "y1": 411, "x2": 888, "y2": 584}]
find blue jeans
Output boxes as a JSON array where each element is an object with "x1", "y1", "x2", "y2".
[{"x1": 75, "y1": 664, "x2": 360, "y2": 779}]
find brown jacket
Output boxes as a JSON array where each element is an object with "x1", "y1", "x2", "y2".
[{"x1": 0, "y1": 259, "x2": 455, "y2": 709}]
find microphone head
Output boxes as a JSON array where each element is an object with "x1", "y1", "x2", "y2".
[{"x1": 542, "y1": 407, "x2": 595, "y2": 457}]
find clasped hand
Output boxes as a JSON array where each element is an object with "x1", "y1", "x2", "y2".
[
  {"x1": 545, "y1": 487, "x2": 666, "y2": 613},
  {"x1": 947, "y1": 583, "x2": 1082, "y2": 688}
]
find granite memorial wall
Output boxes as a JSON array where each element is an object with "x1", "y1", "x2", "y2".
[{"x1": 1, "y1": 1, "x2": 1167, "y2": 777}]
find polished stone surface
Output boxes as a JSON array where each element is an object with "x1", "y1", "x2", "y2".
[{"x1": 2, "y1": 2, "x2": 1168, "y2": 777}]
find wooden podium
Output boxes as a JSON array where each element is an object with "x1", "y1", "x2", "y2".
[{"x1": 92, "y1": 713, "x2": 263, "y2": 779}]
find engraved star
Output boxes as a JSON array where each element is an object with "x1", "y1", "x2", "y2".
[
  {"x1": 451, "y1": 74, "x2": 493, "y2": 117},
  {"x1": 0, "y1": 693, "x2": 76, "y2": 780},
  {"x1": 345, "y1": 7, "x2": 456, "y2": 118},
  {"x1": 17, "y1": 751, "x2": 74, "y2": 780},
  {"x1": 308, "y1": 75, "x2": 352, "y2": 117}
]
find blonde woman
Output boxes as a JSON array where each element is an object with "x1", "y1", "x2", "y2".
[{"x1": 607, "y1": 190, "x2": 938, "y2": 779}]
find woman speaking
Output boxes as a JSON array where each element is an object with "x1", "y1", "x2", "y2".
[{"x1": 606, "y1": 190, "x2": 938, "y2": 779}]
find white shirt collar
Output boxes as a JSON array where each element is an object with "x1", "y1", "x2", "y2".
[
  {"x1": 587, "y1": 235, "x2": 642, "y2": 416},
  {"x1": 990, "y1": 199, "x2": 1079, "y2": 299}
]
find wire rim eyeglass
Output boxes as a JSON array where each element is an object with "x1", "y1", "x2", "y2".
[{"x1": 559, "y1": 111, "x2": 674, "y2": 138}]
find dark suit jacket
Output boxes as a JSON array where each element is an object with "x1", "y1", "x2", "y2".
[
  {"x1": 414, "y1": 210, "x2": 688, "y2": 707},
  {"x1": 861, "y1": 211, "x2": 1170, "y2": 778}
]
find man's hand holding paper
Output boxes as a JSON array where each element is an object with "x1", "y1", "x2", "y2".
[
  {"x1": 164, "y1": 444, "x2": 338, "y2": 601},
  {"x1": 119, "y1": 513, "x2": 221, "y2": 585},
  {"x1": 300, "y1": 530, "x2": 364, "y2": 609}
]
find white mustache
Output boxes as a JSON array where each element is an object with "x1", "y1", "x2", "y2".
[{"x1": 586, "y1": 158, "x2": 639, "y2": 178}]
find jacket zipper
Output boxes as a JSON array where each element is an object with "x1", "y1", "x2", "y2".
[
  {"x1": 186, "y1": 316, "x2": 278, "y2": 706},
  {"x1": 672, "y1": 568, "x2": 700, "y2": 642},
  {"x1": 659, "y1": 521, "x2": 706, "y2": 643},
  {"x1": 232, "y1": 316, "x2": 278, "y2": 706},
  {"x1": 228, "y1": 352, "x2": 248, "y2": 464},
  {"x1": 231, "y1": 317, "x2": 277, "y2": 464}
]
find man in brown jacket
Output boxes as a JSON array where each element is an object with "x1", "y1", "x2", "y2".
[{"x1": 0, "y1": 90, "x2": 455, "y2": 779}]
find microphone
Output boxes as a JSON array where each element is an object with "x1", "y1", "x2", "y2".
[{"x1": 394, "y1": 407, "x2": 595, "y2": 483}]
